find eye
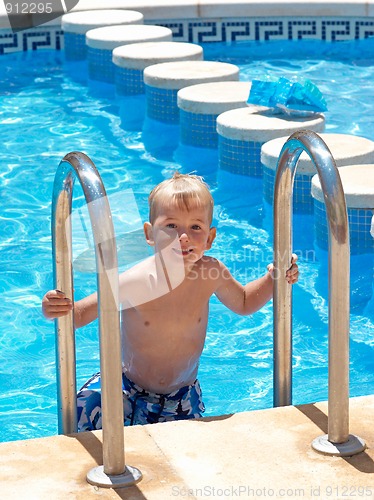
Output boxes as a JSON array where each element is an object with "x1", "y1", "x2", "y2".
[
  {"x1": 166, "y1": 223, "x2": 177, "y2": 229},
  {"x1": 192, "y1": 224, "x2": 202, "y2": 230}
]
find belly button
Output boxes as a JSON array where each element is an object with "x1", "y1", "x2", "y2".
[{"x1": 144, "y1": 321, "x2": 150, "y2": 326}]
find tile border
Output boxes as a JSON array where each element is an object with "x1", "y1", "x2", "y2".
[
  {"x1": 0, "y1": 26, "x2": 63, "y2": 54},
  {"x1": 1, "y1": 16, "x2": 374, "y2": 54}
]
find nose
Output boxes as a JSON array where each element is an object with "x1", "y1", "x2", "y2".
[{"x1": 178, "y1": 231, "x2": 189, "y2": 241}]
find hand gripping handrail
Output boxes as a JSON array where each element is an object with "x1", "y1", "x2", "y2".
[
  {"x1": 52, "y1": 152, "x2": 141, "y2": 487},
  {"x1": 273, "y1": 130, "x2": 365, "y2": 456}
]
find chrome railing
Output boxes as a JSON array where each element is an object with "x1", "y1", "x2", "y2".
[
  {"x1": 52, "y1": 152, "x2": 141, "y2": 486},
  {"x1": 273, "y1": 130, "x2": 365, "y2": 456}
]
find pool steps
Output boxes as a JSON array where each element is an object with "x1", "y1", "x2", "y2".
[
  {"x1": 113, "y1": 40, "x2": 204, "y2": 130},
  {"x1": 312, "y1": 164, "x2": 374, "y2": 254},
  {"x1": 62, "y1": 9, "x2": 144, "y2": 60},
  {"x1": 87, "y1": 25, "x2": 173, "y2": 83},
  {"x1": 144, "y1": 60, "x2": 240, "y2": 124},
  {"x1": 178, "y1": 81, "x2": 252, "y2": 149},
  {"x1": 113, "y1": 41, "x2": 203, "y2": 95},
  {"x1": 262, "y1": 134, "x2": 374, "y2": 213},
  {"x1": 217, "y1": 108, "x2": 325, "y2": 177}
]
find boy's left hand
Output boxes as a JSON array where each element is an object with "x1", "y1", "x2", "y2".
[{"x1": 286, "y1": 254, "x2": 299, "y2": 284}]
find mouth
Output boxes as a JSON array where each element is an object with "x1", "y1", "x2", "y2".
[{"x1": 173, "y1": 247, "x2": 194, "y2": 256}]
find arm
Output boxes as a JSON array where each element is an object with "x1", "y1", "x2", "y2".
[
  {"x1": 214, "y1": 255, "x2": 299, "y2": 316},
  {"x1": 214, "y1": 263, "x2": 274, "y2": 315},
  {"x1": 73, "y1": 293, "x2": 98, "y2": 328},
  {"x1": 42, "y1": 289, "x2": 98, "y2": 328}
]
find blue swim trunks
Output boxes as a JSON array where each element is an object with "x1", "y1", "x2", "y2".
[{"x1": 76, "y1": 371, "x2": 205, "y2": 431}]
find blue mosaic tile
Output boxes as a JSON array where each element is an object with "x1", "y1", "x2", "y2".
[
  {"x1": 294, "y1": 173, "x2": 316, "y2": 212},
  {"x1": 115, "y1": 67, "x2": 144, "y2": 96},
  {"x1": 64, "y1": 32, "x2": 86, "y2": 61},
  {"x1": 314, "y1": 199, "x2": 374, "y2": 253},
  {"x1": 145, "y1": 85, "x2": 179, "y2": 123},
  {"x1": 87, "y1": 47, "x2": 114, "y2": 83},
  {"x1": 180, "y1": 110, "x2": 218, "y2": 148},
  {"x1": 219, "y1": 136, "x2": 263, "y2": 177},
  {"x1": 263, "y1": 166, "x2": 316, "y2": 213},
  {"x1": 263, "y1": 166, "x2": 274, "y2": 204},
  {"x1": 314, "y1": 199, "x2": 329, "y2": 250}
]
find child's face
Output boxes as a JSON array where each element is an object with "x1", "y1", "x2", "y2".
[{"x1": 144, "y1": 202, "x2": 216, "y2": 265}]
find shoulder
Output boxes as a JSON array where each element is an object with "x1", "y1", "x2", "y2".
[
  {"x1": 120, "y1": 256, "x2": 155, "y2": 279},
  {"x1": 202, "y1": 256, "x2": 231, "y2": 272},
  {"x1": 196, "y1": 255, "x2": 221, "y2": 270},
  {"x1": 193, "y1": 256, "x2": 232, "y2": 283}
]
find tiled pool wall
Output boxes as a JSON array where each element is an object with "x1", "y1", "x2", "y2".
[
  {"x1": 2, "y1": 16, "x2": 374, "y2": 54},
  {"x1": 219, "y1": 137, "x2": 263, "y2": 177},
  {"x1": 63, "y1": 31, "x2": 85, "y2": 59},
  {"x1": 314, "y1": 201, "x2": 374, "y2": 254},
  {"x1": 263, "y1": 168, "x2": 315, "y2": 212},
  {"x1": 87, "y1": 46, "x2": 115, "y2": 83},
  {"x1": 145, "y1": 86, "x2": 180, "y2": 123},
  {"x1": 180, "y1": 111, "x2": 218, "y2": 148},
  {"x1": 1, "y1": 3, "x2": 373, "y2": 253},
  {"x1": 115, "y1": 67, "x2": 145, "y2": 95}
]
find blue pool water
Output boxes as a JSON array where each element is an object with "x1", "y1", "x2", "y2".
[{"x1": 0, "y1": 40, "x2": 373, "y2": 442}]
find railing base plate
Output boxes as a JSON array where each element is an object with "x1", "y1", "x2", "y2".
[
  {"x1": 87, "y1": 465, "x2": 142, "y2": 488},
  {"x1": 312, "y1": 434, "x2": 366, "y2": 457}
]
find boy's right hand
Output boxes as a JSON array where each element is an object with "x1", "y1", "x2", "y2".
[{"x1": 42, "y1": 290, "x2": 73, "y2": 319}]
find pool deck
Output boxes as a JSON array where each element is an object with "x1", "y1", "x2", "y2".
[
  {"x1": 1, "y1": 395, "x2": 373, "y2": 499},
  {"x1": 2, "y1": 0, "x2": 374, "y2": 31}
]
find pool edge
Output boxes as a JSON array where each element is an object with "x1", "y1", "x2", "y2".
[{"x1": 1, "y1": 394, "x2": 373, "y2": 499}]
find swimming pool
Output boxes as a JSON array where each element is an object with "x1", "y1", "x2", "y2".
[{"x1": 0, "y1": 39, "x2": 373, "y2": 443}]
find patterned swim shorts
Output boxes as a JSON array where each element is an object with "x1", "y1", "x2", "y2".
[{"x1": 76, "y1": 371, "x2": 205, "y2": 431}]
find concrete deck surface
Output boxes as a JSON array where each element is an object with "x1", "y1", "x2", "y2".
[{"x1": 1, "y1": 395, "x2": 373, "y2": 500}]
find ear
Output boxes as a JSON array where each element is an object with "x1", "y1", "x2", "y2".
[
  {"x1": 205, "y1": 226, "x2": 216, "y2": 250},
  {"x1": 143, "y1": 222, "x2": 155, "y2": 246}
]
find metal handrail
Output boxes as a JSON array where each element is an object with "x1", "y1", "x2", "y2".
[
  {"x1": 52, "y1": 152, "x2": 141, "y2": 486},
  {"x1": 273, "y1": 130, "x2": 365, "y2": 456}
]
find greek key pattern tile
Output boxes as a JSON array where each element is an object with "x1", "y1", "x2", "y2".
[
  {"x1": 156, "y1": 18, "x2": 374, "y2": 43},
  {"x1": 0, "y1": 27, "x2": 63, "y2": 54},
  {"x1": 1, "y1": 17, "x2": 374, "y2": 54}
]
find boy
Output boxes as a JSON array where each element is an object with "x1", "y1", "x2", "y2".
[{"x1": 42, "y1": 172, "x2": 298, "y2": 430}]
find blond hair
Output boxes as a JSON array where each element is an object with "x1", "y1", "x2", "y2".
[{"x1": 148, "y1": 172, "x2": 214, "y2": 224}]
